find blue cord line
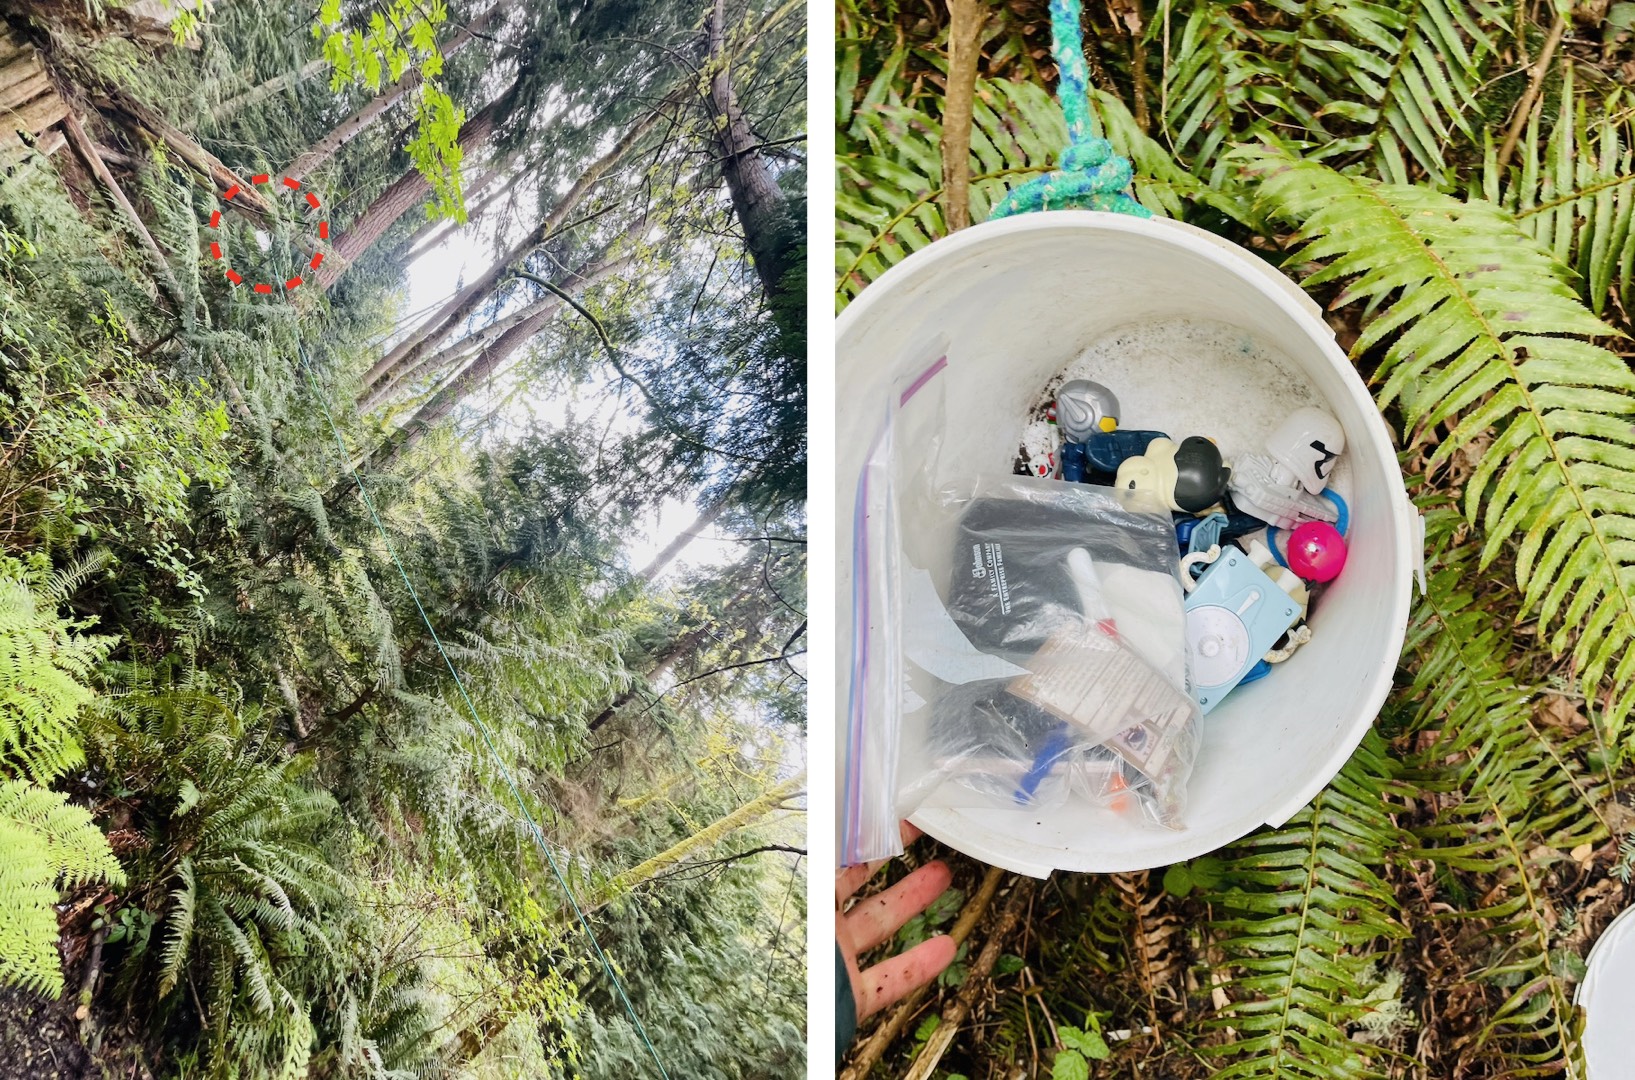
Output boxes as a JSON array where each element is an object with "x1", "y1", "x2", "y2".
[
  {"x1": 988, "y1": 0, "x2": 1151, "y2": 221},
  {"x1": 296, "y1": 347, "x2": 671, "y2": 1078}
]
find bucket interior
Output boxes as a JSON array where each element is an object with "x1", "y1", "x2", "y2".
[{"x1": 837, "y1": 214, "x2": 1413, "y2": 875}]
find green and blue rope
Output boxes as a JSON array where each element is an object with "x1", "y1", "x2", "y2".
[
  {"x1": 988, "y1": 0, "x2": 1151, "y2": 221},
  {"x1": 296, "y1": 346, "x2": 672, "y2": 1078}
]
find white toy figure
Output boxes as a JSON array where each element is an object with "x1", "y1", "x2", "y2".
[
  {"x1": 1054, "y1": 379, "x2": 1121, "y2": 443},
  {"x1": 1229, "y1": 406, "x2": 1345, "y2": 529},
  {"x1": 1026, "y1": 448, "x2": 1056, "y2": 478}
]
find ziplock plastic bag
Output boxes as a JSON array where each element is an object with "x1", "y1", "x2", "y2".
[
  {"x1": 839, "y1": 355, "x2": 951, "y2": 866},
  {"x1": 840, "y1": 350, "x2": 1202, "y2": 866},
  {"x1": 899, "y1": 476, "x2": 1201, "y2": 829}
]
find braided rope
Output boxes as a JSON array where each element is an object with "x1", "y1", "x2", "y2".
[{"x1": 988, "y1": 0, "x2": 1151, "y2": 220}]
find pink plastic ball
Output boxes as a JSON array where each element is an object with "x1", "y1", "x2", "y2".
[{"x1": 1287, "y1": 521, "x2": 1347, "y2": 582}]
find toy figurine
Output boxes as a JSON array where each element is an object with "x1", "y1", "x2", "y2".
[
  {"x1": 1053, "y1": 379, "x2": 1121, "y2": 442},
  {"x1": 1026, "y1": 448, "x2": 1056, "y2": 478},
  {"x1": 1083, "y1": 429, "x2": 1169, "y2": 474},
  {"x1": 1228, "y1": 407, "x2": 1346, "y2": 529},
  {"x1": 1115, "y1": 436, "x2": 1231, "y2": 514},
  {"x1": 1176, "y1": 509, "x2": 1265, "y2": 554},
  {"x1": 1060, "y1": 442, "x2": 1088, "y2": 483}
]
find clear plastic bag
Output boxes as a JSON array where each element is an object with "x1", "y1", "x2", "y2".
[
  {"x1": 899, "y1": 476, "x2": 1201, "y2": 829},
  {"x1": 839, "y1": 355, "x2": 951, "y2": 866},
  {"x1": 840, "y1": 353, "x2": 1203, "y2": 865}
]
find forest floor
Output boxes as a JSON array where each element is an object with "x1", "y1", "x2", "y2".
[{"x1": 0, "y1": 977, "x2": 152, "y2": 1080}]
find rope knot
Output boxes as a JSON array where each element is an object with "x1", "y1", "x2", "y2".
[
  {"x1": 1060, "y1": 139, "x2": 1112, "y2": 172},
  {"x1": 984, "y1": 0, "x2": 1153, "y2": 223}
]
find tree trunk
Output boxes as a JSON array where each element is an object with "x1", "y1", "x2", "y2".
[
  {"x1": 361, "y1": 250, "x2": 630, "y2": 413},
  {"x1": 94, "y1": 89, "x2": 275, "y2": 220},
  {"x1": 394, "y1": 149, "x2": 523, "y2": 261},
  {"x1": 706, "y1": 0, "x2": 791, "y2": 303},
  {"x1": 207, "y1": 58, "x2": 326, "y2": 126},
  {"x1": 355, "y1": 96, "x2": 676, "y2": 402},
  {"x1": 586, "y1": 575, "x2": 760, "y2": 732},
  {"x1": 353, "y1": 249, "x2": 624, "y2": 474},
  {"x1": 938, "y1": 0, "x2": 984, "y2": 232},
  {"x1": 443, "y1": 772, "x2": 802, "y2": 1063},
  {"x1": 593, "y1": 772, "x2": 804, "y2": 905},
  {"x1": 280, "y1": 2, "x2": 506, "y2": 183},
  {"x1": 316, "y1": 84, "x2": 513, "y2": 290},
  {"x1": 635, "y1": 497, "x2": 728, "y2": 582}
]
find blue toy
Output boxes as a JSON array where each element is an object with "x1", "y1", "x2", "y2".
[
  {"x1": 1082, "y1": 429, "x2": 1169, "y2": 474},
  {"x1": 1184, "y1": 549, "x2": 1303, "y2": 713},
  {"x1": 1060, "y1": 441, "x2": 1088, "y2": 483}
]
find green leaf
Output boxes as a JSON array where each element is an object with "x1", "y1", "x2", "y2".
[
  {"x1": 175, "y1": 778, "x2": 201, "y2": 816},
  {"x1": 1161, "y1": 862, "x2": 1192, "y2": 897},
  {"x1": 995, "y1": 953, "x2": 1026, "y2": 975},
  {"x1": 1051, "y1": 1050, "x2": 1089, "y2": 1080},
  {"x1": 1059, "y1": 1025, "x2": 1110, "y2": 1060},
  {"x1": 926, "y1": 887, "x2": 964, "y2": 926}
]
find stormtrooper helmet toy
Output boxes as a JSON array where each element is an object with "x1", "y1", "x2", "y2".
[
  {"x1": 1267, "y1": 407, "x2": 1344, "y2": 494},
  {"x1": 1228, "y1": 407, "x2": 1346, "y2": 529}
]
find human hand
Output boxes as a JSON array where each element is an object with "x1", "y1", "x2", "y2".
[{"x1": 835, "y1": 824, "x2": 960, "y2": 1021}]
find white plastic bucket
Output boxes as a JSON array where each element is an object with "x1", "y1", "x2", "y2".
[
  {"x1": 837, "y1": 211, "x2": 1420, "y2": 877},
  {"x1": 1578, "y1": 904, "x2": 1635, "y2": 1076}
]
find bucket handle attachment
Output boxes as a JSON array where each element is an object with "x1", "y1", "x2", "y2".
[{"x1": 987, "y1": 0, "x2": 1150, "y2": 222}]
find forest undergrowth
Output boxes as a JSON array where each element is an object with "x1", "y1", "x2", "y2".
[
  {"x1": 838, "y1": 0, "x2": 1635, "y2": 1077},
  {"x1": 0, "y1": 0, "x2": 807, "y2": 1076}
]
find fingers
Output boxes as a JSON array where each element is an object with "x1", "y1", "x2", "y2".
[
  {"x1": 835, "y1": 822, "x2": 931, "y2": 902},
  {"x1": 836, "y1": 857, "x2": 887, "y2": 903},
  {"x1": 843, "y1": 860, "x2": 952, "y2": 954},
  {"x1": 856, "y1": 934, "x2": 959, "y2": 1020}
]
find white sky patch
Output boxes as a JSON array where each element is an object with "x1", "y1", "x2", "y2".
[{"x1": 398, "y1": 214, "x2": 739, "y2": 581}]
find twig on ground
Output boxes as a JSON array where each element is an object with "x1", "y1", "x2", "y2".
[
  {"x1": 1497, "y1": 13, "x2": 1566, "y2": 170},
  {"x1": 840, "y1": 864, "x2": 1009, "y2": 1080},
  {"x1": 901, "y1": 873, "x2": 1037, "y2": 1080}
]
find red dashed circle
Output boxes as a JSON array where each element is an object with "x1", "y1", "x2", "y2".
[{"x1": 209, "y1": 174, "x2": 329, "y2": 296}]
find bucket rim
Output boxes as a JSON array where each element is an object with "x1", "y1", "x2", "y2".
[{"x1": 837, "y1": 210, "x2": 1417, "y2": 875}]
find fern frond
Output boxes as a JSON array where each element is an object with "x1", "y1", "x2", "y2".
[
  {"x1": 836, "y1": 59, "x2": 1237, "y2": 308},
  {"x1": 1247, "y1": 150, "x2": 1635, "y2": 731},
  {"x1": 1200, "y1": 732, "x2": 1407, "y2": 1078},
  {"x1": 1484, "y1": 71, "x2": 1635, "y2": 317},
  {"x1": 1157, "y1": 0, "x2": 1502, "y2": 186},
  {"x1": 1399, "y1": 512, "x2": 1604, "y2": 1075},
  {"x1": 158, "y1": 856, "x2": 197, "y2": 998},
  {"x1": 0, "y1": 778, "x2": 125, "y2": 997}
]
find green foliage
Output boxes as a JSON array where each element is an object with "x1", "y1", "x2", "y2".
[
  {"x1": 0, "y1": 556, "x2": 113, "y2": 783},
  {"x1": 1158, "y1": 0, "x2": 1504, "y2": 186},
  {"x1": 0, "y1": 779, "x2": 126, "y2": 995},
  {"x1": 314, "y1": 0, "x2": 468, "y2": 220},
  {"x1": 0, "y1": 259, "x2": 234, "y2": 597},
  {"x1": 0, "y1": 559, "x2": 123, "y2": 996},
  {"x1": 1246, "y1": 149, "x2": 1635, "y2": 731},
  {"x1": 1482, "y1": 71, "x2": 1635, "y2": 317},
  {"x1": 1398, "y1": 513, "x2": 1604, "y2": 1075},
  {"x1": 836, "y1": 59, "x2": 1229, "y2": 308},
  {"x1": 837, "y1": 2, "x2": 1635, "y2": 1077},
  {"x1": 1198, "y1": 732, "x2": 1408, "y2": 1078},
  {"x1": 1052, "y1": 1013, "x2": 1111, "y2": 1079},
  {"x1": 82, "y1": 671, "x2": 358, "y2": 1078}
]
